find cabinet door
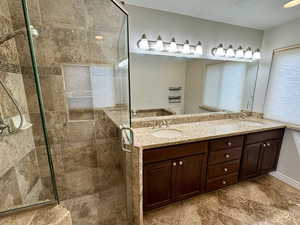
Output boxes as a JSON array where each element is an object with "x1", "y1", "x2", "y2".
[
  {"x1": 260, "y1": 139, "x2": 281, "y2": 174},
  {"x1": 143, "y1": 161, "x2": 173, "y2": 210},
  {"x1": 239, "y1": 143, "x2": 262, "y2": 180},
  {"x1": 173, "y1": 154, "x2": 206, "y2": 201}
]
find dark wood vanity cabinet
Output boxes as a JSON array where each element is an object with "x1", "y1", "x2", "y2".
[
  {"x1": 143, "y1": 142, "x2": 208, "y2": 210},
  {"x1": 206, "y1": 136, "x2": 244, "y2": 192},
  {"x1": 143, "y1": 161, "x2": 173, "y2": 209},
  {"x1": 172, "y1": 154, "x2": 207, "y2": 201},
  {"x1": 239, "y1": 129, "x2": 284, "y2": 180},
  {"x1": 143, "y1": 128, "x2": 285, "y2": 211}
]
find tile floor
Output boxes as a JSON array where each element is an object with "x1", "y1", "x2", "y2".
[
  {"x1": 144, "y1": 175, "x2": 300, "y2": 225},
  {"x1": 61, "y1": 182, "x2": 130, "y2": 225}
]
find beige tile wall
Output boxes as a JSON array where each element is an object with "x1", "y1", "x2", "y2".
[{"x1": 0, "y1": 0, "x2": 54, "y2": 212}]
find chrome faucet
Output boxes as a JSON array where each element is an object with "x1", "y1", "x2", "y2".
[
  {"x1": 239, "y1": 111, "x2": 248, "y2": 120},
  {"x1": 160, "y1": 120, "x2": 169, "y2": 128},
  {"x1": 151, "y1": 120, "x2": 169, "y2": 129}
]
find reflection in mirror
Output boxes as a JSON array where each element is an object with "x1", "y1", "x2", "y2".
[{"x1": 130, "y1": 54, "x2": 258, "y2": 119}]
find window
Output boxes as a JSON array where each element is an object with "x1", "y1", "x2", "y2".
[
  {"x1": 203, "y1": 62, "x2": 248, "y2": 112},
  {"x1": 264, "y1": 46, "x2": 300, "y2": 125}
]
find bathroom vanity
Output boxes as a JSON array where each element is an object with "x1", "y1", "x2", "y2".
[{"x1": 134, "y1": 119, "x2": 286, "y2": 211}]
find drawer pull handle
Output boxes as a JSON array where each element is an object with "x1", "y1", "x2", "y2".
[
  {"x1": 179, "y1": 161, "x2": 183, "y2": 166},
  {"x1": 227, "y1": 141, "x2": 232, "y2": 147},
  {"x1": 173, "y1": 162, "x2": 177, "y2": 167},
  {"x1": 222, "y1": 180, "x2": 227, "y2": 185},
  {"x1": 224, "y1": 168, "x2": 228, "y2": 172},
  {"x1": 225, "y1": 154, "x2": 230, "y2": 159}
]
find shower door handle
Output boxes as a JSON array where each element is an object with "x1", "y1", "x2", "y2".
[{"x1": 120, "y1": 125, "x2": 134, "y2": 153}]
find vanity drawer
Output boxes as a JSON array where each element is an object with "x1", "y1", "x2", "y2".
[
  {"x1": 245, "y1": 129, "x2": 284, "y2": 145},
  {"x1": 208, "y1": 147, "x2": 242, "y2": 165},
  {"x1": 207, "y1": 160, "x2": 240, "y2": 179},
  {"x1": 209, "y1": 136, "x2": 244, "y2": 151},
  {"x1": 206, "y1": 173, "x2": 238, "y2": 192},
  {"x1": 143, "y1": 142, "x2": 208, "y2": 164}
]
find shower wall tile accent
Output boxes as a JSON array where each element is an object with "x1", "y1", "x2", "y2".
[{"x1": 0, "y1": 0, "x2": 55, "y2": 212}]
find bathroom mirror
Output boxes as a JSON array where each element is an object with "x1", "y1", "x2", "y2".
[{"x1": 130, "y1": 54, "x2": 258, "y2": 119}]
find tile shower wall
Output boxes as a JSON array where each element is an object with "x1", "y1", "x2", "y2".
[
  {"x1": 0, "y1": 0, "x2": 53, "y2": 212},
  {"x1": 9, "y1": 0, "x2": 132, "y2": 224}
]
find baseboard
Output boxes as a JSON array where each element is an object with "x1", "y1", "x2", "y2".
[{"x1": 270, "y1": 171, "x2": 300, "y2": 190}]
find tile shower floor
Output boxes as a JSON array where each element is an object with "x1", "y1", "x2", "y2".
[
  {"x1": 144, "y1": 175, "x2": 300, "y2": 225},
  {"x1": 61, "y1": 183, "x2": 130, "y2": 225}
]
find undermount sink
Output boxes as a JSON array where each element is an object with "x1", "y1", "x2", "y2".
[
  {"x1": 151, "y1": 128, "x2": 183, "y2": 138},
  {"x1": 238, "y1": 120, "x2": 264, "y2": 126}
]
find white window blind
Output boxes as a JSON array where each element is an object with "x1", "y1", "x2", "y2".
[
  {"x1": 264, "y1": 47, "x2": 300, "y2": 125},
  {"x1": 203, "y1": 62, "x2": 247, "y2": 112}
]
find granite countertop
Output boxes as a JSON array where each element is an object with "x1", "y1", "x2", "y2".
[{"x1": 133, "y1": 118, "x2": 286, "y2": 149}]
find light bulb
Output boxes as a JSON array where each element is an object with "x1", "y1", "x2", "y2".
[
  {"x1": 236, "y1": 46, "x2": 244, "y2": 58},
  {"x1": 168, "y1": 38, "x2": 178, "y2": 53},
  {"x1": 182, "y1": 40, "x2": 190, "y2": 54},
  {"x1": 215, "y1": 44, "x2": 225, "y2": 57},
  {"x1": 245, "y1": 47, "x2": 253, "y2": 59},
  {"x1": 284, "y1": 0, "x2": 300, "y2": 8},
  {"x1": 253, "y1": 49, "x2": 261, "y2": 60},
  {"x1": 194, "y1": 41, "x2": 203, "y2": 55},
  {"x1": 155, "y1": 36, "x2": 164, "y2": 51},
  {"x1": 138, "y1": 34, "x2": 149, "y2": 50},
  {"x1": 226, "y1": 45, "x2": 235, "y2": 58}
]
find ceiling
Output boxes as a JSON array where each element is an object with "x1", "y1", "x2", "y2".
[{"x1": 124, "y1": 0, "x2": 300, "y2": 30}]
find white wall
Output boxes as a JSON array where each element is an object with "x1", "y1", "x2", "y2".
[
  {"x1": 127, "y1": 5, "x2": 263, "y2": 114},
  {"x1": 126, "y1": 5, "x2": 263, "y2": 57},
  {"x1": 130, "y1": 54, "x2": 186, "y2": 112},
  {"x1": 184, "y1": 60, "x2": 206, "y2": 114},
  {"x1": 254, "y1": 18, "x2": 300, "y2": 187}
]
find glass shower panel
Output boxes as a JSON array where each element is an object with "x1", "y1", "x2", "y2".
[
  {"x1": 0, "y1": 0, "x2": 57, "y2": 214},
  {"x1": 24, "y1": 0, "x2": 132, "y2": 224}
]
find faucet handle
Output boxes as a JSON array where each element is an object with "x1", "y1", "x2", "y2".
[{"x1": 161, "y1": 120, "x2": 169, "y2": 128}]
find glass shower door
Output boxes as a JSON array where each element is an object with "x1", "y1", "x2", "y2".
[{"x1": 22, "y1": 0, "x2": 133, "y2": 224}]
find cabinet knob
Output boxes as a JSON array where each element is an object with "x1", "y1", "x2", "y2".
[
  {"x1": 263, "y1": 143, "x2": 267, "y2": 148},
  {"x1": 179, "y1": 161, "x2": 183, "y2": 166},
  {"x1": 227, "y1": 141, "x2": 232, "y2": 147},
  {"x1": 222, "y1": 180, "x2": 227, "y2": 185},
  {"x1": 224, "y1": 168, "x2": 228, "y2": 172},
  {"x1": 225, "y1": 154, "x2": 230, "y2": 159},
  {"x1": 267, "y1": 142, "x2": 271, "y2": 147},
  {"x1": 173, "y1": 162, "x2": 177, "y2": 167}
]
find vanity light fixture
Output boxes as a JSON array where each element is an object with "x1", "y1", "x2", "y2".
[
  {"x1": 168, "y1": 38, "x2": 178, "y2": 53},
  {"x1": 284, "y1": 0, "x2": 300, "y2": 8},
  {"x1": 195, "y1": 41, "x2": 203, "y2": 55},
  {"x1": 182, "y1": 40, "x2": 191, "y2": 54},
  {"x1": 155, "y1": 36, "x2": 164, "y2": 51},
  {"x1": 136, "y1": 34, "x2": 204, "y2": 57},
  {"x1": 253, "y1": 48, "x2": 261, "y2": 60},
  {"x1": 137, "y1": 34, "x2": 149, "y2": 50},
  {"x1": 236, "y1": 46, "x2": 245, "y2": 58},
  {"x1": 225, "y1": 45, "x2": 235, "y2": 58},
  {"x1": 215, "y1": 44, "x2": 226, "y2": 57},
  {"x1": 244, "y1": 47, "x2": 253, "y2": 59}
]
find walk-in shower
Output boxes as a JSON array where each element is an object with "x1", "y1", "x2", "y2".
[{"x1": 0, "y1": 0, "x2": 133, "y2": 224}]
